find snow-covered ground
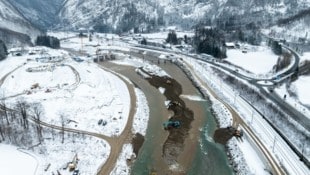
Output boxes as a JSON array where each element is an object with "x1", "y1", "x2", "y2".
[
  {"x1": 0, "y1": 45, "x2": 131, "y2": 175},
  {"x1": 182, "y1": 57, "x2": 310, "y2": 175},
  {"x1": 272, "y1": 51, "x2": 310, "y2": 119},
  {"x1": 275, "y1": 83, "x2": 310, "y2": 119},
  {"x1": 0, "y1": 144, "x2": 37, "y2": 175},
  {"x1": 0, "y1": 134, "x2": 110, "y2": 175},
  {"x1": 292, "y1": 76, "x2": 310, "y2": 105},
  {"x1": 263, "y1": 21, "x2": 310, "y2": 44},
  {"x1": 110, "y1": 144, "x2": 133, "y2": 175},
  {"x1": 1, "y1": 47, "x2": 130, "y2": 137},
  {"x1": 140, "y1": 31, "x2": 194, "y2": 40},
  {"x1": 35, "y1": 134, "x2": 110, "y2": 175},
  {"x1": 301, "y1": 52, "x2": 310, "y2": 62},
  {"x1": 4, "y1": 31, "x2": 306, "y2": 175},
  {"x1": 226, "y1": 45, "x2": 279, "y2": 75},
  {"x1": 132, "y1": 88, "x2": 150, "y2": 135}
]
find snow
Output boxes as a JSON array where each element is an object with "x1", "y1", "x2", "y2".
[
  {"x1": 301, "y1": 52, "x2": 310, "y2": 62},
  {"x1": 47, "y1": 31, "x2": 77, "y2": 40},
  {"x1": 292, "y1": 76, "x2": 310, "y2": 105},
  {"x1": 236, "y1": 131, "x2": 270, "y2": 175},
  {"x1": 159, "y1": 87, "x2": 165, "y2": 94},
  {"x1": 275, "y1": 84, "x2": 310, "y2": 119},
  {"x1": 180, "y1": 95, "x2": 206, "y2": 102},
  {"x1": 226, "y1": 46, "x2": 279, "y2": 74},
  {"x1": 113, "y1": 56, "x2": 170, "y2": 78},
  {"x1": 0, "y1": 45, "x2": 132, "y2": 174},
  {"x1": 35, "y1": 134, "x2": 110, "y2": 175},
  {"x1": 140, "y1": 31, "x2": 194, "y2": 39},
  {"x1": 2, "y1": 30, "x2": 307, "y2": 175},
  {"x1": 181, "y1": 57, "x2": 310, "y2": 175},
  {"x1": 1, "y1": 48, "x2": 130, "y2": 137},
  {"x1": 132, "y1": 88, "x2": 150, "y2": 135},
  {"x1": 0, "y1": 144, "x2": 37, "y2": 175},
  {"x1": 0, "y1": 0, "x2": 40, "y2": 40},
  {"x1": 110, "y1": 144, "x2": 134, "y2": 175}
]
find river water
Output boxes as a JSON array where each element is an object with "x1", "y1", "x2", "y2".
[{"x1": 103, "y1": 60, "x2": 233, "y2": 175}]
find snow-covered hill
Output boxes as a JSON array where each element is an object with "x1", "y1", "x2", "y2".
[
  {"x1": 3, "y1": 0, "x2": 310, "y2": 35},
  {"x1": 7, "y1": 0, "x2": 64, "y2": 29},
  {"x1": 0, "y1": 0, "x2": 41, "y2": 47},
  {"x1": 57, "y1": 0, "x2": 310, "y2": 32}
]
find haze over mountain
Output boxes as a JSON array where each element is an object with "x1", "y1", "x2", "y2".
[
  {"x1": 7, "y1": 0, "x2": 63, "y2": 29},
  {"x1": 1, "y1": 0, "x2": 310, "y2": 46},
  {"x1": 6, "y1": 0, "x2": 310, "y2": 32},
  {"x1": 0, "y1": 0, "x2": 41, "y2": 47}
]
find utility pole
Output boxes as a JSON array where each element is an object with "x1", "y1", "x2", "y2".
[
  {"x1": 80, "y1": 36, "x2": 83, "y2": 52},
  {"x1": 251, "y1": 110, "x2": 254, "y2": 124},
  {"x1": 272, "y1": 136, "x2": 277, "y2": 152},
  {"x1": 233, "y1": 92, "x2": 238, "y2": 105}
]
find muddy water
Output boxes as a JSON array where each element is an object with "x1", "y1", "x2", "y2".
[
  {"x1": 102, "y1": 62, "x2": 171, "y2": 174},
  {"x1": 161, "y1": 62, "x2": 233, "y2": 175},
  {"x1": 103, "y1": 60, "x2": 232, "y2": 174}
]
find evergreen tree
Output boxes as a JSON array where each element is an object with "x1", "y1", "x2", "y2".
[
  {"x1": 35, "y1": 35, "x2": 60, "y2": 49},
  {"x1": 184, "y1": 35, "x2": 188, "y2": 44},
  {"x1": 166, "y1": 31, "x2": 178, "y2": 45},
  {"x1": 0, "y1": 40, "x2": 8, "y2": 61},
  {"x1": 194, "y1": 27, "x2": 227, "y2": 59},
  {"x1": 271, "y1": 40, "x2": 282, "y2": 55},
  {"x1": 141, "y1": 38, "x2": 147, "y2": 45}
]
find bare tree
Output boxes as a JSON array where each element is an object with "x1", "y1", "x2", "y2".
[
  {"x1": 1, "y1": 98, "x2": 9, "y2": 125},
  {"x1": 60, "y1": 114, "x2": 65, "y2": 144},
  {"x1": 32, "y1": 103, "x2": 44, "y2": 143},
  {"x1": 16, "y1": 100, "x2": 29, "y2": 129},
  {"x1": 0, "y1": 120, "x2": 4, "y2": 141}
]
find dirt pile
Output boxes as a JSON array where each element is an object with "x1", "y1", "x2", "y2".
[{"x1": 146, "y1": 75, "x2": 194, "y2": 166}]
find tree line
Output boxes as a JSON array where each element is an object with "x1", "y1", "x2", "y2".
[
  {"x1": 0, "y1": 98, "x2": 74, "y2": 147},
  {"x1": 193, "y1": 27, "x2": 227, "y2": 59},
  {"x1": 0, "y1": 39, "x2": 8, "y2": 61},
  {"x1": 35, "y1": 35, "x2": 60, "y2": 49}
]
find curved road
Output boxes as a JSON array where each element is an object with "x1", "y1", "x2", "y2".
[
  {"x1": 0, "y1": 57, "x2": 138, "y2": 175},
  {"x1": 113, "y1": 49, "x2": 285, "y2": 174}
]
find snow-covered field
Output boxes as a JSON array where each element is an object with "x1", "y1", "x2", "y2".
[
  {"x1": 0, "y1": 134, "x2": 110, "y2": 175},
  {"x1": 1, "y1": 47, "x2": 130, "y2": 137},
  {"x1": 301, "y1": 52, "x2": 310, "y2": 62},
  {"x1": 275, "y1": 83, "x2": 310, "y2": 120},
  {"x1": 0, "y1": 144, "x2": 37, "y2": 175},
  {"x1": 292, "y1": 76, "x2": 310, "y2": 105},
  {"x1": 226, "y1": 45, "x2": 279, "y2": 75},
  {"x1": 35, "y1": 134, "x2": 110, "y2": 175},
  {"x1": 0, "y1": 44, "x2": 132, "y2": 175}
]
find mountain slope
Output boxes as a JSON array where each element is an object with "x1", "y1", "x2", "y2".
[
  {"x1": 7, "y1": 0, "x2": 64, "y2": 29},
  {"x1": 57, "y1": 0, "x2": 310, "y2": 32},
  {"x1": 0, "y1": 0, "x2": 41, "y2": 47},
  {"x1": 3, "y1": 0, "x2": 310, "y2": 34}
]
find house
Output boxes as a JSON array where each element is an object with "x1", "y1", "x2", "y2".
[{"x1": 225, "y1": 42, "x2": 235, "y2": 49}]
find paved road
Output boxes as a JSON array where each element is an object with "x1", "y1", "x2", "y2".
[
  {"x1": 122, "y1": 43, "x2": 310, "y2": 170},
  {"x1": 131, "y1": 43, "x2": 310, "y2": 131},
  {"x1": 112, "y1": 48, "x2": 285, "y2": 174},
  {"x1": 182, "y1": 60, "x2": 284, "y2": 174}
]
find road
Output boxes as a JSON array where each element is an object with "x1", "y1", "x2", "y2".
[
  {"x1": 0, "y1": 52, "x2": 138, "y2": 175},
  {"x1": 119, "y1": 43, "x2": 310, "y2": 173},
  {"x1": 7, "y1": 35, "x2": 304, "y2": 174},
  {"x1": 171, "y1": 56, "x2": 284, "y2": 175},
  {"x1": 128, "y1": 43, "x2": 310, "y2": 161},
  {"x1": 111, "y1": 48, "x2": 284, "y2": 174}
]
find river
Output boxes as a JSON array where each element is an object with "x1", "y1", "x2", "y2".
[{"x1": 103, "y1": 59, "x2": 233, "y2": 175}]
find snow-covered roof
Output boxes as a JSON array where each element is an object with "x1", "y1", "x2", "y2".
[{"x1": 225, "y1": 42, "x2": 235, "y2": 47}]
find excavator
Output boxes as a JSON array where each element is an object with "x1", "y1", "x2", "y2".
[{"x1": 163, "y1": 120, "x2": 181, "y2": 130}]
